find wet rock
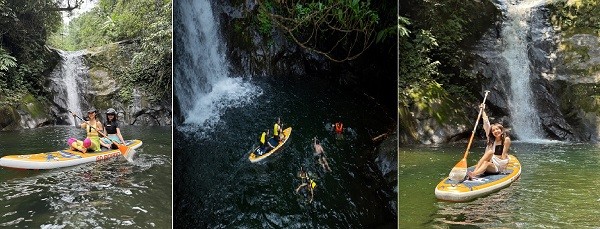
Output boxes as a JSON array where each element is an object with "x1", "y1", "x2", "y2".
[{"x1": 471, "y1": 3, "x2": 579, "y2": 141}]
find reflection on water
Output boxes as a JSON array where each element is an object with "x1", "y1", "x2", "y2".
[
  {"x1": 400, "y1": 142, "x2": 600, "y2": 228},
  {"x1": 0, "y1": 126, "x2": 171, "y2": 227}
]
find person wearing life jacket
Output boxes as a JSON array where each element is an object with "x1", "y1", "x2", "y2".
[
  {"x1": 273, "y1": 117, "x2": 283, "y2": 142},
  {"x1": 100, "y1": 108, "x2": 126, "y2": 149},
  {"x1": 295, "y1": 167, "x2": 317, "y2": 203},
  {"x1": 258, "y1": 129, "x2": 273, "y2": 155},
  {"x1": 334, "y1": 122, "x2": 343, "y2": 134},
  {"x1": 69, "y1": 108, "x2": 103, "y2": 153}
]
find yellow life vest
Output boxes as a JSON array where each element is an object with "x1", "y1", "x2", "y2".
[
  {"x1": 260, "y1": 132, "x2": 266, "y2": 144},
  {"x1": 273, "y1": 123, "x2": 280, "y2": 136},
  {"x1": 86, "y1": 121, "x2": 100, "y2": 137}
]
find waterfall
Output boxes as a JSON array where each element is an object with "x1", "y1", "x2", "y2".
[
  {"x1": 174, "y1": 0, "x2": 261, "y2": 130},
  {"x1": 501, "y1": 0, "x2": 546, "y2": 140},
  {"x1": 50, "y1": 50, "x2": 87, "y2": 125}
]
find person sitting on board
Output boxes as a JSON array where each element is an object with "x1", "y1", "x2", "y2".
[
  {"x1": 313, "y1": 137, "x2": 332, "y2": 172},
  {"x1": 467, "y1": 104, "x2": 511, "y2": 179},
  {"x1": 257, "y1": 129, "x2": 272, "y2": 155},
  {"x1": 100, "y1": 108, "x2": 126, "y2": 149},
  {"x1": 295, "y1": 167, "x2": 317, "y2": 203},
  {"x1": 69, "y1": 108, "x2": 103, "y2": 153},
  {"x1": 273, "y1": 117, "x2": 284, "y2": 142},
  {"x1": 67, "y1": 137, "x2": 92, "y2": 154}
]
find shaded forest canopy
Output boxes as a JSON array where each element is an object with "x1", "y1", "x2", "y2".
[
  {"x1": 0, "y1": 0, "x2": 62, "y2": 104},
  {"x1": 251, "y1": 0, "x2": 398, "y2": 111},
  {"x1": 398, "y1": 0, "x2": 499, "y2": 109}
]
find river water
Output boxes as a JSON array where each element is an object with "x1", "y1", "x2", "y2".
[
  {"x1": 174, "y1": 76, "x2": 396, "y2": 228},
  {"x1": 0, "y1": 126, "x2": 172, "y2": 228},
  {"x1": 399, "y1": 141, "x2": 600, "y2": 228}
]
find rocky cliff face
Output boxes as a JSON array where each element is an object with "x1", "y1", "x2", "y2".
[
  {"x1": 551, "y1": 33, "x2": 600, "y2": 141},
  {"x1": 84, "y1": 42, "x2": 172, "y2": 126},
  {"x1": 472, "y1": 2, "x2": 580, "y2": 141},
  {"x1": 0, "y1": 42, "x2": 171, "y2": 131},
  {"x1": 402, "y1": 1, "x2": 599, "y2": 144},
  {"x1": 214, "y1": 2, "x2": 332, "y2": 78},
  {"x1": 0, "y1": 94, "x2": 54, "y2": 131}
]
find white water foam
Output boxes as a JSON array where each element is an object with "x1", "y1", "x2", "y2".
[
  {"x1": 174, "y1": 0, "x2": 261, "y2": 135},
  {"x1": 51, "y1": 50, "x2": 86, "y2": 125}
]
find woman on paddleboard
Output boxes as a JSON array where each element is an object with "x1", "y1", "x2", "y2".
[
  {"x1": 69, "y1": 108, "x2": 103, "y2": 153},
  {"x1": 468, "y1": 104, "x2": 511, "y2": 179},
  {"x1": 100, "y1": 108, "x2": 126, "y2": 149}
]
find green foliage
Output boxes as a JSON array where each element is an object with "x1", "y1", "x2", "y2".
[
  {"x1": 261, "y1": 0, "x2": 380, "y2": 62},
  {"x1": 398, "y1": 0, "x2": 498, "y2": 107},
  {"x1": 0, "y1": 47, "x2": 17, "y2": 75},
  {"x1": 398, "y1": 30, "x2": 440, "y2": 92},
  {"x1": 406, "y1": 80, "x2": 466, "y2": 124},
  {"x1": 548, "y1": 0, "x2": 600, "y2": 37},
  {"x1": 0, "y1": 0, "x2": 62, "y2": 102},
  {"x1": 50, "y1": 0, "x2": 172, "y2": 103},
  {"x1": 257, "y1": 2, "x2": 273, "y2": 36},
  {"x1": 376, "y1": 15, "x2": 407, "y2": 44}
]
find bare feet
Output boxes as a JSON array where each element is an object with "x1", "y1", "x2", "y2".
[{"x1": 467, "y1": 171, "x2": 475, "y2": 180}]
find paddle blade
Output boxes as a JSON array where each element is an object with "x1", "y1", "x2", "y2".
[
  {"x1": 449, "y1": 158, "x2": 467, "y2": 183},
  {"x1": 118, "y1": 144, "x2": 135, "y2": 162}
]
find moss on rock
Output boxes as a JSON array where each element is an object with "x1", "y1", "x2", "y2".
[
  {"x1": 19, "y1": 94, "x2": 47, "y2": 119},
  {"x1": 0, "y1": 106, "x2": 21, "y2": 130}
]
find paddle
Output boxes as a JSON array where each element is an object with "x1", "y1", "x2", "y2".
[
  {"x1": 448, "y1": 90, "x2": 490, "y2": 183},
  {"x1": 70, "y1": 111, "x2": 134, "y2": 162}
]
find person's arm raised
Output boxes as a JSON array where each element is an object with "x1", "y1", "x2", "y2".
[{"x1": 481, "y1": 105, "x2": 491, "y2": 138}]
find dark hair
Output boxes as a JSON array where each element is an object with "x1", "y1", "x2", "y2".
[
  {"x1": 487, "y1": 123, "x2": 509, "y2": 146},
  {"x1": 87, "y1": 111, "x2": 97, "y2": 120},
  {"x1": 315, "y1": 139, "x2": 320, "y2": 144},
  {"x1": 106, "y1": 113, "x2": 118, "y2": 122}
]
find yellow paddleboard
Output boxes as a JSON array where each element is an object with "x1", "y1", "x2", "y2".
[
  {"x1": 249, "y1": 127, "x2": 292, "y2": 163},
  {"x1": 0, "y1": 140, "x2": 142, "y2": 169},
  {"x1": 435, "y1": 154, "x2": 521, "y2": 202}
]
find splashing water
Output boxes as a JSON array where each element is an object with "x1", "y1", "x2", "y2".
[{"x1": 174, "y1": 0, "x2": 261, "y2": 135}]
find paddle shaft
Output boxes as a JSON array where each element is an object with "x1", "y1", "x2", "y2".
[{"x1": 461, "y1": 91, "x2": 490, "y2": 159}]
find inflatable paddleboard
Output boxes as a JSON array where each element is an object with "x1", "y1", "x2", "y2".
[
  {"x1": 435, "y1": 154, "x2": 521, "y2": 202},
  {"x1": 249, "y1": 127, "x2": 292, "y2": 163},
  {"x1": 0, "y1": 140, "x2": 142, "y2": 170}
]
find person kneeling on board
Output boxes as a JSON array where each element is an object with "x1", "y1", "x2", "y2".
[{"x1": 468, "y1": 104, "x2": 511, "y2": 180}]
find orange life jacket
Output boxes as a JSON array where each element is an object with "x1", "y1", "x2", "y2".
[{"x1": 335, "y1": 122, "x2": 343, "y2": 134}]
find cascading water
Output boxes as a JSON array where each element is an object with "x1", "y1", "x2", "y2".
[
  {"x1": 174, "y1": 0, "x2": 261, "y2": 133},
  {"x1": 501, "y1": 0, "x2": 546, "y2": 140},
  {"x1": 50, "y1": 50, "x2": 87, "y2": 125}
]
